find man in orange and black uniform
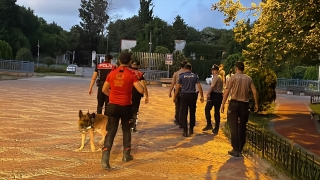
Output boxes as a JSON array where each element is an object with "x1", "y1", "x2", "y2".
[
  {"x1": 88, "y1": 55, "x2": 115, "y2": 115},
  {"x1": 130, "y1": 61, "x2": 149, "y2": 133},
  {"x1": 101, "y1": 53, "x2": 144, "y2": 170}
]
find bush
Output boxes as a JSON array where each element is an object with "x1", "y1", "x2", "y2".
[
  {"x1": 303, "y1": 66, "x2": 318, "y2": 80},
  {"x1": 292, "y1": 66, "x2": 308, "y2": 79},
  {"x1": 245, "y1": 66, "x2": 277, "y2": 112},
  {"x1": 15, "y1": 48, "x2": 33, "y2": 61},
  {"x1": 0, "y1": 40, "x2": 13, "y2": 59},
  {"x1": 44, "y1": 57, "x2": 55, "y2": 67},
  {"x1": 154, "y1": 46, "x2": 170, "y2": 54},
  {"x1": 221, "y1": 53, "x2": 244, "y2": 74},
  {"x1": 168, "y1": 50, "x2": 188, "y2": 77},
  {"x1": 34, "y1": 66, "x2": 66, "y2": 73}
]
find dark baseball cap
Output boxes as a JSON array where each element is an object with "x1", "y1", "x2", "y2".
[{"x1": 211, "y1": 64, "x2": 219, "y2": 70}]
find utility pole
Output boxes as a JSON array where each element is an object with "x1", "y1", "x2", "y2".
[
  {"x1": 37, "y1": 40, "x2": 40, "y2": 67},
  {"x1": 148, "y1": 31, "x2": 152, "y2": 70}
]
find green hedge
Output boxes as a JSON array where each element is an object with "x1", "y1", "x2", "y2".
[
  {"x1": 190, "y1": 59, "x2": 222, "y2": 80},
  {"x1": 184, "y1": 42, "x2": 227, "y2": 60}
]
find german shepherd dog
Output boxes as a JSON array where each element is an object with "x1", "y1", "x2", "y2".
[{"x1": 76, "y1": 110, "x2": 108, "y2": 152}]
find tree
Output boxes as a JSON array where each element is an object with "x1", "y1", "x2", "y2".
[
  {"x1": 133, "y1": 17, "x2": 175, "y2": 52},
  {"x1": 186, "y1": 26, "x2": 201, "y2": 43},
  {"x1": 154, "y1": 46, "x2": 170, "y2": 54},
  {"x1": 172, "y1": 15, "x2": 188, "y2": 40},
  {"x1": 0, "y1": 40, "x2": 13, "y2": 59},
  {"x1": 79, "y1": 0, "x2": 110, "y2": 52},
  {"x1": 138, "y1": 0, "x2": 154, "y2": 29},
  {"x1": 212, "y1": 0, "x2": 320, "y2": 69},
  {"x1": 15, "y1": 48, "x2": 33, "y2": 61},
  {"x1": 107, "y1": 16, "x2": 141, "y2": 52}
]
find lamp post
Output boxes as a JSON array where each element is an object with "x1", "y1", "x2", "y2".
[
  {"x1": 106, "y1": 30, "x2": 109, "y2": 54},
  {"x1": 37, "y1": 40, "x2": 40, "y2": 67},
  {"x1": 148, "y1": 32, "x2": 152, "y2": 80}
]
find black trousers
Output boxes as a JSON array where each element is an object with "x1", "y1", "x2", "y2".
[
  {"x1": 131, "y1": 93, "x2": 142, "y2": 129},
  {"x1": 103, "y1": 103, "x2": 132, "y2": 150},
  {"x1": 179, "y1": 93, "x2": 198, "y2": 128},
  {"x1": 205, "y1": 92, "x2": 223, "y2": 129},
  {"x1": 227, "y1": 100, "x2": 250, "y2": 152},
  {"x1": 97, "y1": 81, "x2": 109, "y2": 115},
  {"x1": 174, "y1": 89, "x2": 181, "y2": 122}
]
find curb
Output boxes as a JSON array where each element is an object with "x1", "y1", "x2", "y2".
[{"x1": 269, "y1": 103, "x2": 320, "y2": 160}]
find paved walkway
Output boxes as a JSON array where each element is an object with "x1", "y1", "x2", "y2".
[
  {"x1": 271, "y1": 94, "x2": 320, "y2": 158},
  {"x1": 0, "y1": 76, "x2": 285, "y2": 179}
]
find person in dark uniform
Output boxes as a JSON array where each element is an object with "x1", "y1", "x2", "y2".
[
  {"x1": 130, "y1": 61, "x2": 149, "y2": 133},
  {"x1": 100, "y1": 52, "x2": 144, "y2": 169},
  {"x1": 203, "y1": 64, "x2": 223, "y2": 135},
  {"x1": 88, "y1": 54, "x2": 115, "y2": 115},
  {"x1": 173, "y1": 63, "x2": 204, "y2": 137},
  {"x1": 168, "y1": 60, "x2": 188, "y2": 126},
  {"x1": 221, "y1": 62, "x2": 259, "y2": 157}
]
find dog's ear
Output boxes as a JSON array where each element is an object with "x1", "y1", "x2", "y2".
[
  {"x1": 87, "y1": 110, "x2": 90, "y2": 115},
  {"x1": 79, "y1": 110, "x2": 83, "y2": 118},
  {"x1": 91, "y1": 112, "x2": 96, "y2": 119}
]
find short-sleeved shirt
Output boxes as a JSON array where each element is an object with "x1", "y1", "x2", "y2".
[
  {"x1": 95, "y1": 62, "x2": 116, "y2": 81},
  {"x1": 226, "y1": 73, "x2": 252, "y2": 102},
  {"x1": 211, "y1": 74, "x2": 223, "y2": 93},
  {"x1": 106, "y1": 66, "x2": 139, "y2": 106},
  {"x1": 172, "y1": 68, "x2": 185, "y2": 85},
  {"x1": 177, "y1": 72, "x2": 199, "y2": 93}
]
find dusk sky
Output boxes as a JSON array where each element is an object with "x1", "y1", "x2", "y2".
[{"x1": 16, "y1": 0, "x2": 260, "y2": 31}]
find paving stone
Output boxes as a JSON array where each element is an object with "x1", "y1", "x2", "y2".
[{"x1": 0, "y1": 76, "x2": 282, "y2": 179}]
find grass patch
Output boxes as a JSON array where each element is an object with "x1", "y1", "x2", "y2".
[
  {"x1": 248, "y1": 103, "x2": 277, "y2": 130},
  {"x1": 309, "y1": 104, "x2": 320, "y2": 114}
]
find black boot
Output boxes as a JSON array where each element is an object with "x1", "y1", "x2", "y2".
[
  {"x1": 101, "y1": 150, "x2": 111, "y2": 169},
  {"x1": 122, "y1": 148, "x2": 133, "y2": 162},
  {"x1": 182, "y1": 128, "x2": 188, "y2": 137},
  {"x1": 189, "y1": 127, "x2": 194, "y2": 135},
  {"x1": 202, "y1": 125, "x2": 213, "y2": 131}
]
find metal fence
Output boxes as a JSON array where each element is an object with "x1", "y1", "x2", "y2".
[
  {"x1": 140, "y1": 69, "x2": 169, "y2": 81},
  {"x1": 277, "y1": 78, "x2": 320, "y2": 91},
  {"x1": 0, "y1": 59, "x2": 34, "y2": 72},
  {"x1": 224, "y1": 122, "x2": 320, "y2": 180}
]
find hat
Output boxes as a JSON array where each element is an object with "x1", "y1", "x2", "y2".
[
  {"x1": 235, "y1": 61, "x2": 244, "y2": 70},
  {"x1": 211, "y1": 64, "x2": 219, "y2": 70}
]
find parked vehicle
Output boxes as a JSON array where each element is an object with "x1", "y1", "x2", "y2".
[
  {"x1": 66, "y1": 64, "x2": 78, "y2": 73},
  {"x1": 205, "y1": 75, "x2": 213, "y2": 85}
]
